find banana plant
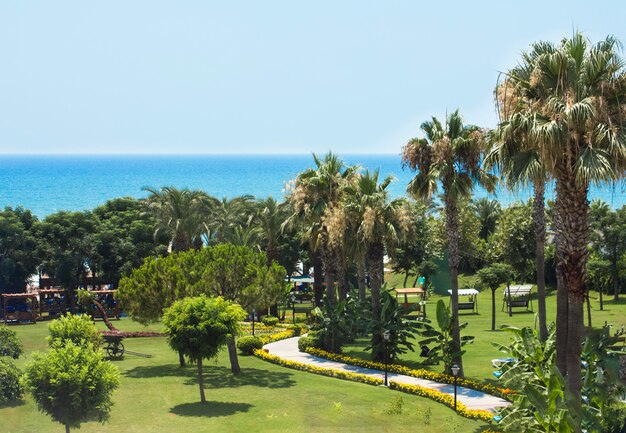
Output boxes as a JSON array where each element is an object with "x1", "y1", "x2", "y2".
[{"x1": 416, "y1": 300, "x2": 474, "y2": 373}]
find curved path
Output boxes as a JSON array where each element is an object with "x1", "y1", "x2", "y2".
[{"x1": 264, "y1": 336, "x2": 510, "y2": 412}]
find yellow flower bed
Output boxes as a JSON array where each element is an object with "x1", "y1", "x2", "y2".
[
  {"x1": 254, "y1": 349, "x2": 495, "y2": 423},
  {"x1": 304, "y1": 347, "x2": 514, "y2": 400},
  {"x1": 257, "y1": 325, "x2": 309, "y2": 345},
  {"x1": 389, "y1": 382, "x2": 495, "y2": 423}
]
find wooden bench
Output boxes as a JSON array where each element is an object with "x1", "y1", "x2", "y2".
[{"x1": 502, "y1": 285, "x2": 533, "y2": 314}]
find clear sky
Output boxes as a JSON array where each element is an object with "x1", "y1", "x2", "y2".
[{"x1": 1, "y1": 1, "x2": 624, "y2": 154}]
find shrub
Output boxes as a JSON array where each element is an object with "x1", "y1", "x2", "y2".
[
  {"x1": 0, "y1": 357, "x2": 23, "y2": 403},
  {"x1": 0, "y1": 325, "x2": 23, "y2": 359},
  {"x1": 298, "y1": 335, "x2": 321, "y2": 352},
  {"x1": 23, "y1": 341, "x2": 120, "y2": 433},
  {"x1": 286, "y1": 324, "x2": 303, "y2": 336},
  {"x1": 47, "y1": 313, "x2": 103, "y2": 349},
  {"x1": 603, "y1": 401, "x2": 626, "y2": 433},
  {"x1": 237, "y1": 336, "x2": 263, "y2": 355},
  {"x1": 261, "y1": 316, "x2": 279, "y2": 327}
]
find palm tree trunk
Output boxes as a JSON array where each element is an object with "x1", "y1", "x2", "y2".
[
  {"x1": 444, "y1": 193, "x2": 464, "y2": 377},
  {"x1": 491, "y1": 288, "x2": 497, "y2": 331},
  {"x1": 357, "y1": 256, "x2": 367, "y2": 302},
  {"x1": 313, "y1": 249, "x2": 324, "y2": 307},
  {"x1": 533, "y1": 181, "x2": 548, "y2": 342},
  {"x1": 197, "y1": 357, "x2": 206, "y2": 403},
  {"x1": 368, "y1": 241, "x2": 384, "y2": 361},
  {"x1": 335, "y1": 245, "x2": 348, "y2": 301},
  {"x1": 227, "y1": 336, "x2": 241, "y2": 374},
  {"x1": 613, "y1": 262, "x2": 620, "y2": 302},
  {"x1": 555, "y1": 174, "x2": 590, "y2": 406},
  {"x1": 322, "y1": 244, "x2": 336, "y2": 302}
]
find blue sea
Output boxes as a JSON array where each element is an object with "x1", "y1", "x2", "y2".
[{"x1": 0, "y1": 154, "x2": 624, "y2": 217}]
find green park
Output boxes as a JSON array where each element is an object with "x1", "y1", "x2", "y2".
[{"x1": 1, "y1": 26, "x2": 626, "y2": 433}]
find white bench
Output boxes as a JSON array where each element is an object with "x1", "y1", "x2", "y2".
[{"x1": 502, "y1": 284, "x2": 533, "y2": 314}]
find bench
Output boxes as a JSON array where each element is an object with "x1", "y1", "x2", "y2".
[
  {"x1": 502, "y1": 284, "x2": 533, "y2": 314},
  {"x1": 448, "y1": 289, "x2": 479, "y2": 314}
]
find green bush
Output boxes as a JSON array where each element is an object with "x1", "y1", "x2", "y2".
[
  {"x1": 286, "y1": 324, "x2": 303, "y2": 336},
  {"x1": 47, "y1": 313, "x2": 103, "y2": 349},
  {"x1": 298, "y1": 335, "x2": 321, "y2": 352},
  {"x1": 0, "y1": 325, "x2": 23, "y2": 359},
  {"x1": 603, "y1": 401, "x2": 626, "y2": 433},
  {"x1": 0, "y1": 357, "x2": 23, "y2": 403},
  {"x1": 261, "y1": 316, "x2": 279, "y2": 327},
  {"x1": 24, "y1": 341, "x2": 120, "y2": 433},
  {"x1": 237, "y1": 336, "x2": 263, "y2": 355}
]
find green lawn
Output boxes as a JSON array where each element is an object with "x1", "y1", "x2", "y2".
[
  {"x1": 2, "y1": 319, "x2": 490, "y2": 433},
  {"x1": 351, "y1": 274, "x2": 626, "y2": 382}
]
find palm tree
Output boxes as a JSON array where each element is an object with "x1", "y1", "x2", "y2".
[
  {"x1": 287, "y1": 152, "x2": 357, "y2": 302},
  {"x1": 255, "y1": 197, "x2": 289, "y2": 266},
  {"x1": 485, "y1": 131, "x2": 549, "y2": 341},
  {"x1": 402, "y1": 110, "x2": 496, "y2": 376},
  {"x1": 496, "y1": 33, "x2": 626, "y2": 403},
  {"x1": 143, "y1": 186, "x2": 214, "y2": 253},
  {"x1": 207, "y1": 195, "x2": 256, "y2": 245},
  {"x1": 343, "y1": 169, "x2": 409, "y2": 361},
  {"x1": 471, "y1": 198, "x2": 501, "y2": 240}
]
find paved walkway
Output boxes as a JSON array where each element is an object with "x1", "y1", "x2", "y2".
[{"x1": 264, "y1": 336, "x2": 510, "y2": 412}]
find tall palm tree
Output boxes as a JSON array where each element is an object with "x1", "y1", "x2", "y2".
[
  {"x1": 143, "y1": 186, "x2": 214, "y2": 253},
  {"x1": 486, "y1": 129, "x2": 549, "y2": 342},
  {"x1": 287, "y1": 152, "x2": 357, "y2": 302},
  {"x1": 496, "y1": 33, "x2": 626, "y2": 403},
  {"x1": 343, "y1": 169, "x2": 409, "y2": 361},
  {"x1": 402, "y1": 110, "x2": 496, "y2": 376}
]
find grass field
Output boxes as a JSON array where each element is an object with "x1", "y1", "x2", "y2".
[
  {"x1": 1, "y1": 319, "x2": 490, "y2": 433},
  {"x1": 348, "y1": 272, "x2": 626, "y2": 382}
]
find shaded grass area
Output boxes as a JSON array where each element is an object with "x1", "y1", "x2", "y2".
[
  {"x1": 348, "y1": 274, "x2": 626, "y2": 382},
  {"x1": 2, "y1": 319, "x2": 490, "y2": 433}
]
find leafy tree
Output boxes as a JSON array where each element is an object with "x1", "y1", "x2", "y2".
[
  {"x1": 91, "y1": 197, "x2": 169, "y2": 287},
  {"x1": 0, "y1": 207, "x2": 39, "y2": 293},
  {"x1": 342, "y1": 169, "x2": 410, "y2": 360},
  {"x1": 588, "y1": 204, "x2": 626, "y2": 302},
  {"x1": 416, "y1": 300, "x2": 474, "y2": 374},
  {"x1": 392, "y1": 201, "x2": 438, "y2": 287},
  {"x1": 162, "y1": 296, "x2": 246, "y2": 403},
  {"x1": 586, "y1": 257, "x2": 611, "y2": 311},
  {"x1": 477, "y1": 263, "x2": 514, "y2": 330},
  {"x1": 195, "y1": 244, "x2": 288, "y2": 372},
  {"x1": 24, "y1": 341, "x2": 120, "y2": 433},
  {"x1": 47, "y1": 313, "x2": 103, "y2": 349},
  {"x1": 403, "y1": 111, "x2": 496, "y2": 377},
  {"x1": 0, "y1": 325, "x2": 23, "y2": 359},
  {"x1": 495, "y1": 32, "x2": 626, "y2": 402},
  {"x1": 36, "y1": 211, "x2": 98, "y2": 311},
  {"x1": 490, "y1": 202, "x2": 536, "y2": 283}
]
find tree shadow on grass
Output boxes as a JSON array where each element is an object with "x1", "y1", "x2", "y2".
[
  {"x1": 124, "y1": 364, "x2": 296, "y2": 389},
  {"x1": 170, "y1": 401, "x2": 252, "y2": 418},
  {"x1": 0, "y1": 399, "x2": 26, "y2": 409}
]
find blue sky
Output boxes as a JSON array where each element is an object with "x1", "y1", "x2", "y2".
[{"x1": 0, "y1": 1, "x2": 624, "y2": 154}]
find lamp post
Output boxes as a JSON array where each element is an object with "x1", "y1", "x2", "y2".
[
  {"x1": 451, "y1": 364, "x2": 460, "y2": 412},
  {"x1": 382, "y1": 329, "x2": 390, "y2": 387}
]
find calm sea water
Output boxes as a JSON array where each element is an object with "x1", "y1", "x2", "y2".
[{"x1": 0, "y1": 154, "x2": 624, "y2": 217}]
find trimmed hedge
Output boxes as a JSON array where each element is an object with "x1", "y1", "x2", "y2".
[
  {"x1": 237, "y1": 336, "x2": 263, "y2": 355},
  {"x1": 0, "y1": 325, "x2": 23, "y2": 359}
]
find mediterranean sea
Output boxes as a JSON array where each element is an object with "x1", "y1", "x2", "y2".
[{"x1": 0, "y1": 154, "x2": 624, "y2": 218}]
